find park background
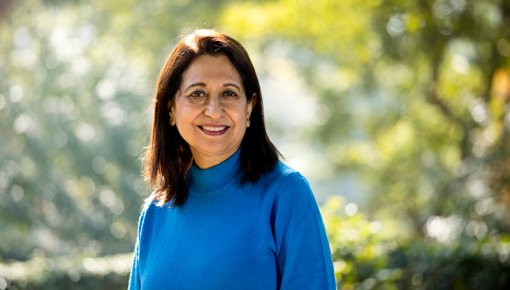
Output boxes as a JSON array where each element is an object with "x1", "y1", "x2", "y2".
[{"x1": 1, "y1": 0, "x2": 510, "y2": 289}]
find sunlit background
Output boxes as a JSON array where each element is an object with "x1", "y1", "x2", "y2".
[{"x1": 1, "y1": 0, "x2": 510, "y2": 289}]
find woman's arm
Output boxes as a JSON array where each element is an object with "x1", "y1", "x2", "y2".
[
  {"x1": 272, "y1": 172, "x2": 336, "y2": 289},
  {"x1": 128, "y1": 199, "x2": 151, "y2": 290},
  {"x1": 128, "y1": 241, "x2": 141, "y2": 290}
]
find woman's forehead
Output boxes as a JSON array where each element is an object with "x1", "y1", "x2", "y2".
[{"x1": 180, "y1": 54, "x2": 242, "y2": 89}]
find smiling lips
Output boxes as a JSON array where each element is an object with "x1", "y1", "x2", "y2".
[{"x1": 199, "y1": 125, "x2": 230, "y2": 136}]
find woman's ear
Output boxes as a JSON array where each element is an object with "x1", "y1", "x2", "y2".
[
  {"x1": 250, "y1": 93, "x2": 258, "y2": 108},
  {"x1": 168, "y1": 101, "x2": 176, "y2": 126},
  {"x1": 246, "y1": 93, "x2": 257, "y2": 127}
]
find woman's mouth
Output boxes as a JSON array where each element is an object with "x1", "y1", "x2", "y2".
[{"x1": 199, "y1": 125, "x2": 229, "y2": 136}]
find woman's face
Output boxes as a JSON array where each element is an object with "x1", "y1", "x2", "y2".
[{"x1": 170, "y1": 54, "x2": 254, "y2": 168}]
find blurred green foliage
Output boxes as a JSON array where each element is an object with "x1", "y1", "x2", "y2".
[
  {"x1": 0, "y1": 252, "x2": 131, "y2": 289},
  {"x1": 322, "y1": 197, "x2": 510, "y2": 289},
  {"x1": 1, "y1": 0, "x2": 510, "y2": 289}
]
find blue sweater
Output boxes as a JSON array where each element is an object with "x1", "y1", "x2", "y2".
[{"x1": 129, "y1": 150, "x2": 336, "y2": 289}]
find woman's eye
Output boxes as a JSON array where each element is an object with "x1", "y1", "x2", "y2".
[
  {"x1": 191, "y1": 91, "x2": 205, "y2": 98},
  {"x1": 188, "y1": 91, "x2": 206, "y2": 102},
  {"x1": 223, "y1": 91, "x2": 239, "y2": 99}
]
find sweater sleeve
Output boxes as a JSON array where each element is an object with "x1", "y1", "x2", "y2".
[
  {"x1": 128, "y1": 240, "x2": 141, "y2": 290},
  {"x1": 272, "y1": 172, "x2": 336, "y2": 290},
  {"x1": 128, "y1": 200, "x2": 150, "y2": 290}
]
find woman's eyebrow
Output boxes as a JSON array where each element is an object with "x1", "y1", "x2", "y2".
[
  {"x1": 223, "y1": 82, "x2": 241, "y2": 90},
  {"x1": 184, "y1": 82, "x2": 206, "y2": 90}
]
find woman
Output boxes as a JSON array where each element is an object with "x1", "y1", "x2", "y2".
[{"x1": 129, "y1": 29, "x2": 336, "y2": 289}]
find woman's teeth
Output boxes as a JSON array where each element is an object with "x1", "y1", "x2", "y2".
[{"x1": 202, "y1": 126, "x2": 226, "y2": 132}]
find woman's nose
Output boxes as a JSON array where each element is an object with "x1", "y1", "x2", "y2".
[{"x1": 204, "y1": 96, "x2": 224, "y2": 118}]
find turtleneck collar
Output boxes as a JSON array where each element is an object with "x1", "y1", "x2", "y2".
[{"x1": 188, "y1": 149, "x2": 241, "y2": 196}]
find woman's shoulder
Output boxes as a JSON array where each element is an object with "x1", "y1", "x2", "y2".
[
  {"x1": 138, "y1": 193, "x2": 172, "y2": 217},
  {"x1": 257, "y1": 161, "x2": 319, "y2": 213},
  {"x1": 136, "y1": 193, "x2": 176, "y2": 230},
  {"x1": 256, "y1": 161, "x2": 313, "y2": 198},
  {"x1": 263, "y1": 161, "x2": 309, "y2": 184}
]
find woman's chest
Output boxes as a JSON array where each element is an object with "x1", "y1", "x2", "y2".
[{"x1": 139, "y1": 194, "x2": 278, "y2": 289}]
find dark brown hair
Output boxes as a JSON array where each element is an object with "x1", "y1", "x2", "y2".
[{"x1": 144, "y1": 29, "x2": 280, "y2": 206}]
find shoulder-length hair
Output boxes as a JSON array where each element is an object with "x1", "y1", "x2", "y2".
[{"x1": 144, "y1": 29, "x2": 280, "y2": 206}]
